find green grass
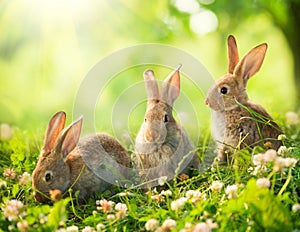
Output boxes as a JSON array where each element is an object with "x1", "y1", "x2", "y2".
[{"x1": 0, "y1": 116, "x2": 299, "y2": 232}]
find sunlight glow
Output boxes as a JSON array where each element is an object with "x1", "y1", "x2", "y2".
[
  {"x1": 174, "y1": 0, "x2": 200, "y2": 14},
  {"x1": 189, "y1": 10, "x2": 218, "y2": 35}
]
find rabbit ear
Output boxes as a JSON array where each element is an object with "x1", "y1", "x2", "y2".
[
  {"x1": 55, "y1": 116, "x2": 83, "y2": 159},
  {"x1": 160, "y1": 64, "x2": 182, "y2": 106},
  {"x1": 233, "y1": 43, "x2": 267, "y2": 85},
  {"x1": 227, "y1": 35, "x2": 239, "y2": 74},
  {"x1": 143, "y1": 69, "x2": 159, "y2": 100},
  {"x1": 42, "y1": 111, "x2": 66, "y2": 154}
]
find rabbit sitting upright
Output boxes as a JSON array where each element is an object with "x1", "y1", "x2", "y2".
[
  {"x1": 32, "y1": 111, "x2": 130, "y2": 203},
  {"x1": 205, "y1": 35, "x2": 282, "y2": 163},
  {"x1": 133, "y1": 65, "x2": 200, "y2": 184}
]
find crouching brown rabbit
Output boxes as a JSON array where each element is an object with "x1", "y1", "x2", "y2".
[{"x1": 32, "y1": 111, "x2": 130, "y2": 203}]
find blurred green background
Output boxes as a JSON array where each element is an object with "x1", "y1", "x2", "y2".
[{"x1": 0, "y1": 0, "x2": 298, "y2": 142}]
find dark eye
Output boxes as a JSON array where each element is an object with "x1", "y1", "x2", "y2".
[
  {"x1": 45, "y1": 171, "x2": 53, "y2": 182},
  {"x1": 144, "y1": 118, "x2": 147, "y2": 122},
  {"x1": 164, "y1": 114, "x2": 169, "y2": 123},
  {"x1": 220, "y1": 87, "x2": 228, "y2": 94}
]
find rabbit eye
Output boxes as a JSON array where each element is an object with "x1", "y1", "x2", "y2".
[
  {"x1": 164, "y1": 114, "x2": 169, "y2": 123},
  {"x1": 220, "y1": 87, "x2": 228, "y2": 94},
  {"x1": 44, "y1": 171, "x2": 53, "y2": 182}
]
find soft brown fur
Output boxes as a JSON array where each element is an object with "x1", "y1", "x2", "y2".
[
  {"x1": 133, "y1": 66, "x2": 200, "y2": 184},
  {"x1": 32, "y1": 112, "x2": 130, "y2": 203},
  {"x1": 205, "y1": 35, "x2": 282, "y2": 163}
]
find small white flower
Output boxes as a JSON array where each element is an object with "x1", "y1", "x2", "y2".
[
  {"x1": 193, "y1": 222, "x2": 211, "y2": 232},
  {"x1": 115, "y1": 203, "x2": 127, "y2": 212},
  {"x1": 161, "y1": 219, "x2": 176, "y2": 231},
  {"x1": 256, "y1": 178, "x2": 270, "y2": 188},
  {"x1": 66, "y1": 225, "x2": 79, "y2": 232},
  {"x1": 160, "y1": 190, "x2": 172, "y2": 197},
  {"x1": 206, "y1": 219, "x2": 218, "y2": 229},
  {"x1": 19, "y1": 172, "x2": 31, "y2": 185},
  {"x1": 107, "y1": 214, "x2": 116, "y2": 221},
  {"x1": 96, "y1": 223, "x2": 105, "y2": 231},
  {"x1": 96, "y1": 199, "x2": 114, "y2": 213},
  {"x1": 158, "y1": 176, "x2": 168, "y2": 186},
  {"x1": 264, "y1": 149, "x2": 277, "y2": 162},
  {"x1": 82, "y1": 226, "x2": 95, "y2": 232},
  {"x1": 277, "y1": 146, "x2": 289, "y2": 156},
  {"x1": 284, "y1": 157, "x2": 298, "y2": 168},
  {"x1": 292, "y1": 203, "x2": 300, "y2": 212},
  {"x1": 171, "y1": 197, "x2": 187, "y2": 210},
  {"x1": 286, "y1": 111, "x2": 299, "y2": 126},
  {"x1": 277, "y1": 134, "x2": 287, "y2": 141},
  {"x1": 17, "y1": 220, "x2": 28, "y2": 232},
  {"x1": 145, "y1": 218, "x2": 160, "y2": 231},
  {"x1": 3, "y1": 199, "x2": 25, "y2": 221},
  {"x1": 210, "y1": 180, "x2": 223, "y2": 192},
  {"x1": 225, "y1": 184, "x2": 238, "y2": 199},
  {"x1": 115, "y1": 203, "x2": 128, "y2": 219},
  {"x1": 252, "y1": 153, "x2": 264, "y2": 166}
]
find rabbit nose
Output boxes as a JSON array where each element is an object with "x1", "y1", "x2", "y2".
[{"x1": 205, "y1": 98, "x2": 209, "y2": 106}]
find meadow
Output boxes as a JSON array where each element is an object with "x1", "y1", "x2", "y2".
[
  {"x1": 1, "y1": 1, "x2": 300, "y2": 231},
  {"x1": 0, "y1": 111, "x2": 299, "y2": 231}
]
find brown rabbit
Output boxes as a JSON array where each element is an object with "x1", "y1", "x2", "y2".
[
  {"x1": 32, "y1": 111, "x2": 130, "y2": 203},
  {"x1": 205, "y1": 35, "x2": 282, "y2": 163},
  {"x1": 132, "y1": 65, "x2": 200, "y2": 185}
]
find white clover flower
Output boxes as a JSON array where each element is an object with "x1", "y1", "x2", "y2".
[
  {"x1": 56, "y1": 229, "x2": 67, "y2": 232},
  {"x1": 264, "y1": 149, "x2": 277, "y2": 162},
  {"x1": 17, "y1": 220, "x2": 28, "y2": 232},
  {"x1": 273, "y1": 156, "x2": 297, "y2": 172},
  {"x1": 210, "y1": 180, "x2": 223, "y2": 192},
  {"x1": 145, "y1": 218, "x2": 160, "y2": 231},
  {"x1": 82, "y1": 226, "x2": 95, "y2": 232},
  {"x1": 160, "y1": 190, "x2": 172, "y2": 197},
  {"x1": 277, "y1": 134, "x2": 287, "y2": 141},
  {"x1": 96, "y1": 199, "x2": 114, "y2": 213},
  {"x1": 206, "y1": 219, "x2": 218, "y2": 229},
  {"x1": 193, "y1": 222, "x2": 211, "y2": 232},
  {"x1": 66, "y1": 226, "x2": 79, "y2": 232},
  {"x1": 225, "y1": 185, "x2": 238, "y2": 199},
  {"x1": 3, "y1": 199, "x2": 25, "y2": 221},
  {"x1": 115, "y1": 203, "x2": 128, "y2": 219},
  {"x1": 256, "y1": 178, "x2": 270, "y2": 188},
  {"x1": 19, "y1": 172, "x2": 31, "y2": 185},
  {"x1": 158, "y1": 176, "x2": 168, "y2": 186},
  {"x1": 277, "y1": 146, "x2": 289, "y2": 156},
  {"x1": 107, "y1": 214, "x2": 116, "y2": 221},
  {"x1": 284, "y1": 157, "x2": 298, "y2": 168},
  {"x1": 161, "y1": 219, "x2": 176, "y2": 231},
  {"x1": 3, "y1": 168, "x2": 17, "y2": 179},
  {"x1": 252, "y1": 153, "x2": 265, "y2": 166},
  {"x1": 286, "y1": 111, "x2": 299, "y2": 126},
  {"x1": 170, "y1": 197, "x2": 187, "y2": 210},
  {"x1": 292, "y1": 203, "x2": 300, "y2": 212},
  {"x1": 96, "y1": 223, "x2": 105, "y2": 231}
]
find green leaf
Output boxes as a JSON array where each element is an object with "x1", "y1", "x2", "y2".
[{"x1": 46, "y1": 198, "x2": 70, "y2": 230}]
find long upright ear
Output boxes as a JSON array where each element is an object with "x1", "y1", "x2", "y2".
[
  {"x1": 160, "y1": 64, "x2": 181, "y2": 106},
  {"x1": 227, "y1": 35, "x2": 239, "y2": 74},
  {"x1": 55, "y1": 116, "x2": 83, "y2": 159},
  {"x1": 143, "y1": 69, "x2": 159, "y2": 100},
  {"x1": 42, "y1": 111, "x2": 66, "y2": 154},
  {"x1": 233, "y1": 43, "x2": 267, "y2": 85}
]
